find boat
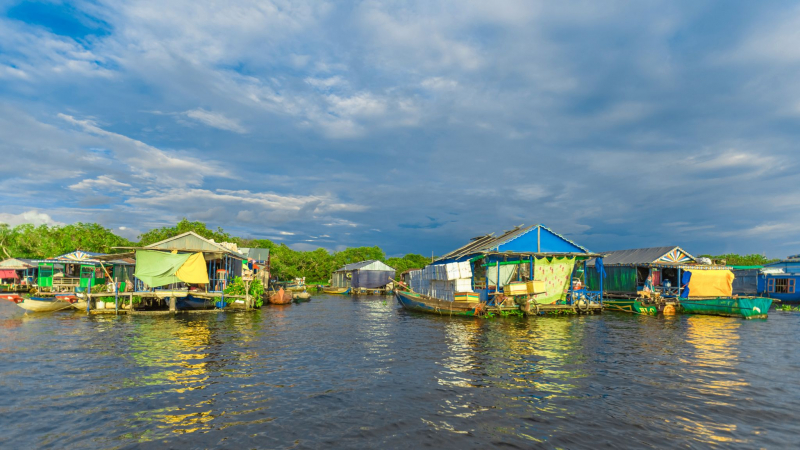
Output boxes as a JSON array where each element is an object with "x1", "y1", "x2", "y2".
[
  {"x1": 603, "y1": 298, "x2": 661, "y2": 315},
  {"x1": 10, "y1": 296, "x2": 73, "y2": 312},
  {"x1": 396, "y1": 290, "x2": 482, "y2": 316},
  {"x1": 176, "y1": 295, "x2": 215, "y2": 310},
  {"x1": 154, "y1": 289, "x2": 189, "y2": 299},
  {"x1": 322, "y1": 287, "x2": 351, "y2": 295},
  {"x1": 292, "y1": 291, "x2": 311, "y2": 302},
  {"x1": 679, "y1": 297, "x2": 773, "y2": 319},
  {"x1": 268, "y1": 288, "x2": 293, "y2": 305}
]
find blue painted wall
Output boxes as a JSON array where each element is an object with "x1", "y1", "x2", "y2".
[{"x1": 496, "y1": 227, "x2": 586, "y2": 254}]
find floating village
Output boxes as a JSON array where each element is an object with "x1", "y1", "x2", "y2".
[{"x1": 1, "y1": 225, "x2": 797, "y2": 320}]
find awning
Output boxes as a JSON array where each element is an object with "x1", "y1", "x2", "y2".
[{"x1": 0, "y1": 269, "x2": 18, "y2": 279}]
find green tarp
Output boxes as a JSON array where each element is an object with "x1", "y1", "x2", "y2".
[
  {"x1": 134, "y1": 250, "x2": 191, "y2": 288},
  {"x1": 531, "y1": 256, "x2": 576, "y2": 304},
  {"x1": 586, "y1": 265, "x2": 637, "y2": 292}
]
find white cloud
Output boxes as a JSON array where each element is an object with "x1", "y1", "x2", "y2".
[
  {"x1": 0, "y1": 210, "x2": 62, "y2": 227},
  {"x1": 69, "y1": 175, "x2": 132, "y2": 191},
  {"x1": 183, "y1": 108, "x2": 247, "y2": 133}
]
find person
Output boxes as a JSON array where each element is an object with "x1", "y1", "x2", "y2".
[{"x1": 643, "y1": 274, "x2": 654, "y2": 293}]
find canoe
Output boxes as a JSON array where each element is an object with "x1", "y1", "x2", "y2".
[
  {"x1": 269, "y1": 288, "x2": 293, "y2": 305},
  {"x1": 679, "y1": 297, "x2": 772, "y2": 319},
  {"x1": 322, "y1": 287, "x2": 351, "y2": 295},
  {"x1": 292, "y1": 291, "x2": 312, "y2": 302},
  {"x1": 395, "y1": 290, "x2": 481, "y2": 316},
  {"x1": 15, "y1": 296, "x2": 73, "y2": 312}
]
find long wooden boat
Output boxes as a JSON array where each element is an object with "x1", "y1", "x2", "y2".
[
  {"x1": 322, "y1": 287, "x2": 351, "y2": 295},
  {"x1": 679, "y1": 297, "x2": 772, "y2": 319},
  {"x1": 12, "y1": 296, "x2": 73, "y2": 312},
  {"x1": 395, "y1": 290, "x2": 481, "y2": 316}
]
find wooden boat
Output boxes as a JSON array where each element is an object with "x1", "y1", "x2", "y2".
[
  {"x1": 603, "y1": 299, "x2": 661, "y2": 315},
  {"x1": 292, "y1": 291, "x2": 311, "y2": 302},
  {"x1": 154, "y1": 289, "x2": 189, "y2": 299},
  {"x1": 679, "y1": 296, "x2": 773, "y2": 319},
  {"x1": 269, "y1": 288, "x2": 293, "y2": 305},
  {"x1": 395, "y1": 290, "x2": 482, "y2": 316},
  {"x1": 176, "y1": 295, "x2": 215, "y2": 310},
  {"x1": 12, "y1": 296, "x2": 73, "y2": 312},
  {"x1": 322, "y1": 287, "x2": 351, "y2": 295}
]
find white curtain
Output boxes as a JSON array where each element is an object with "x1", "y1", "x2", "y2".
[{"x1": 486, "y1": 265, "x2": 516, "y2": 288}]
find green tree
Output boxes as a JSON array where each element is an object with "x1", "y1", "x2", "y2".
[
  {"x1": 698, "y1": 253, "x2": 780, "y2": 266},
  {"x1": 137, "y1": 218, "x2": 233, "y2": 246}
]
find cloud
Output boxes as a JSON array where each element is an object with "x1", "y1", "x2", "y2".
[
  {"x1": 69, "y1": 175, "x2": 132, "y2": 191},
  {"x1": 0, "y1": 210, "x2": 62, "y2": 227},
  {"x1": 183, "y1": 108, "x2": 247, "y2": 133}
]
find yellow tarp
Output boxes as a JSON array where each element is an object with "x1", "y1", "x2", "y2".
[
  {"x1": 175, "y1": 253, "x2": 209, "y2": 285},
  {"x1": 687, "y1": 270, "x2": 734, "y2": 297}
]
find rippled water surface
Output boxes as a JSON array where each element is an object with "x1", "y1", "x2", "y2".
[{"x1": 2, "y1": 295, "x2": 799, "y2": 449}]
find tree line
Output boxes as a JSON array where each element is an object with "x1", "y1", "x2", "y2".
[{"x1": 0, "y1": 219, "x2": 432, "y2": 282}]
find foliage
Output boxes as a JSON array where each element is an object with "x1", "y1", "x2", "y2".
[
  {"x1": 777, "y1": 304, "x2": 800, "y2": 312},
  {"x1": 386, "y1": 253, "x2": 431, "y2": 274},
  {"x1": 0, "y1": 222, "x2": 132, "y2": 259},
  {"x1": 224, "y1": 277, "x2": 265, "y2": 303},
  {"x1": 137, "y1": 218, "x2": 234, "y2": 246},
  {"x1": 697, "y1": 253, "x2": 780, "y2": 266}
]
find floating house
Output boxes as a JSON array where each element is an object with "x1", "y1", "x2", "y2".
[
  {"x1": 585, "y1": 246, "x2": 733, "y2": 299},
  {"x1": 407, "y1": 224, "x2": 601, "y2": 307},
  {"x1": 33, "y1": 251, "x2": 135, "y2": 293},
  {"x1": 732, "y1": 255, "x2": 799, "y2": 303},
  {"x1": 0, "y1": 258, "x2": 36, "y2": 289},
  {"x1": 331, "y1": 260, "x2": 396, "y2": 292},
  {"x1": 133, "y1": 231, "x2": 248, "y2": 292}
]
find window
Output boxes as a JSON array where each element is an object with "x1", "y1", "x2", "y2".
[{"x1": 771, "y1": 278, "x2": 796, "y2": 294}]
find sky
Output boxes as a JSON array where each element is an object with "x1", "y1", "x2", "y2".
[{"x1": 1, "y1": 0, "x2": 799, "y2": 258}]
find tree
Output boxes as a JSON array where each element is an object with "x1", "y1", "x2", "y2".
[
  {"x1": 137, "y1": 218, "x2": 233, "y2": 246},
  {"x1": 698, "y1": 253, "x2": 780, "y2": 266}
]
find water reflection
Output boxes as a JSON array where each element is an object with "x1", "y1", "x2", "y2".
[{"x1": 678, "y1": 316, "x2": 747, "y2": 445}]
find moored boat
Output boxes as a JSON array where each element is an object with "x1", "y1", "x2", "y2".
[
  {"x1": 679, "y1": 297, "x2": 772, "y2": 319},
  {"x1": 269, "y1": 288, "x2": 293, "y2": 304},
  {"x1": 292, "y1": 291, "x2": 312, "y2": 302},
  {"x1": 12, "y1": 296, "x2": 73, "y2": 312},
  {"x1": 322, "y1": 287, "x2": 351, "y2": 295},
  {"x1": 395, "y1": 290, "x2": 481, "y2": 316}
]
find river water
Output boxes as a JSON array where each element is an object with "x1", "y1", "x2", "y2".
[{"x1": 1, "y1": 295, "x2": 798, "y2": 449}]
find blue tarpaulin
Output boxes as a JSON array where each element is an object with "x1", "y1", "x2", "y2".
[
  {"x1": 680, "y1": 271, "x2": 692, "y2": 298},
  {"x1": 351, "y1": 270, "x2": 394, "y2": 288}
]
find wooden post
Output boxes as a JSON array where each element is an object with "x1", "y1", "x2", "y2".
[
  {"x1": 244, "y1": 279, "x2": 251, "y2": 310},
  {"x1": 114, "y1": 277, "x2": 119, "y2": 315},
  {"x1": 86, "y1": 278, "x2": 92, "y2": 313},
  {"x1": 169, "y1": 296, "x2": 176, "y2": 313},
  {"x1": 537, "y1": 226, "x2": 541, "y2": 253}
]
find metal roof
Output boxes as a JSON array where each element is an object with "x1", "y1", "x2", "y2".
[
  {"x1": 0, "y1": 258, "x2": 35, "y2": 270},
  {"x1": 588, "y1": 246, "x2": 696, "y2": 265},
  {"x1": 143, "y1": 231, "x2": 245, "y2": 258},
  {"x1": 436, "y1": 224, "x2": 592, "y2": 261},
  {"x1": 335, "y1": 260, "x2": 395, "y2": 272}
]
